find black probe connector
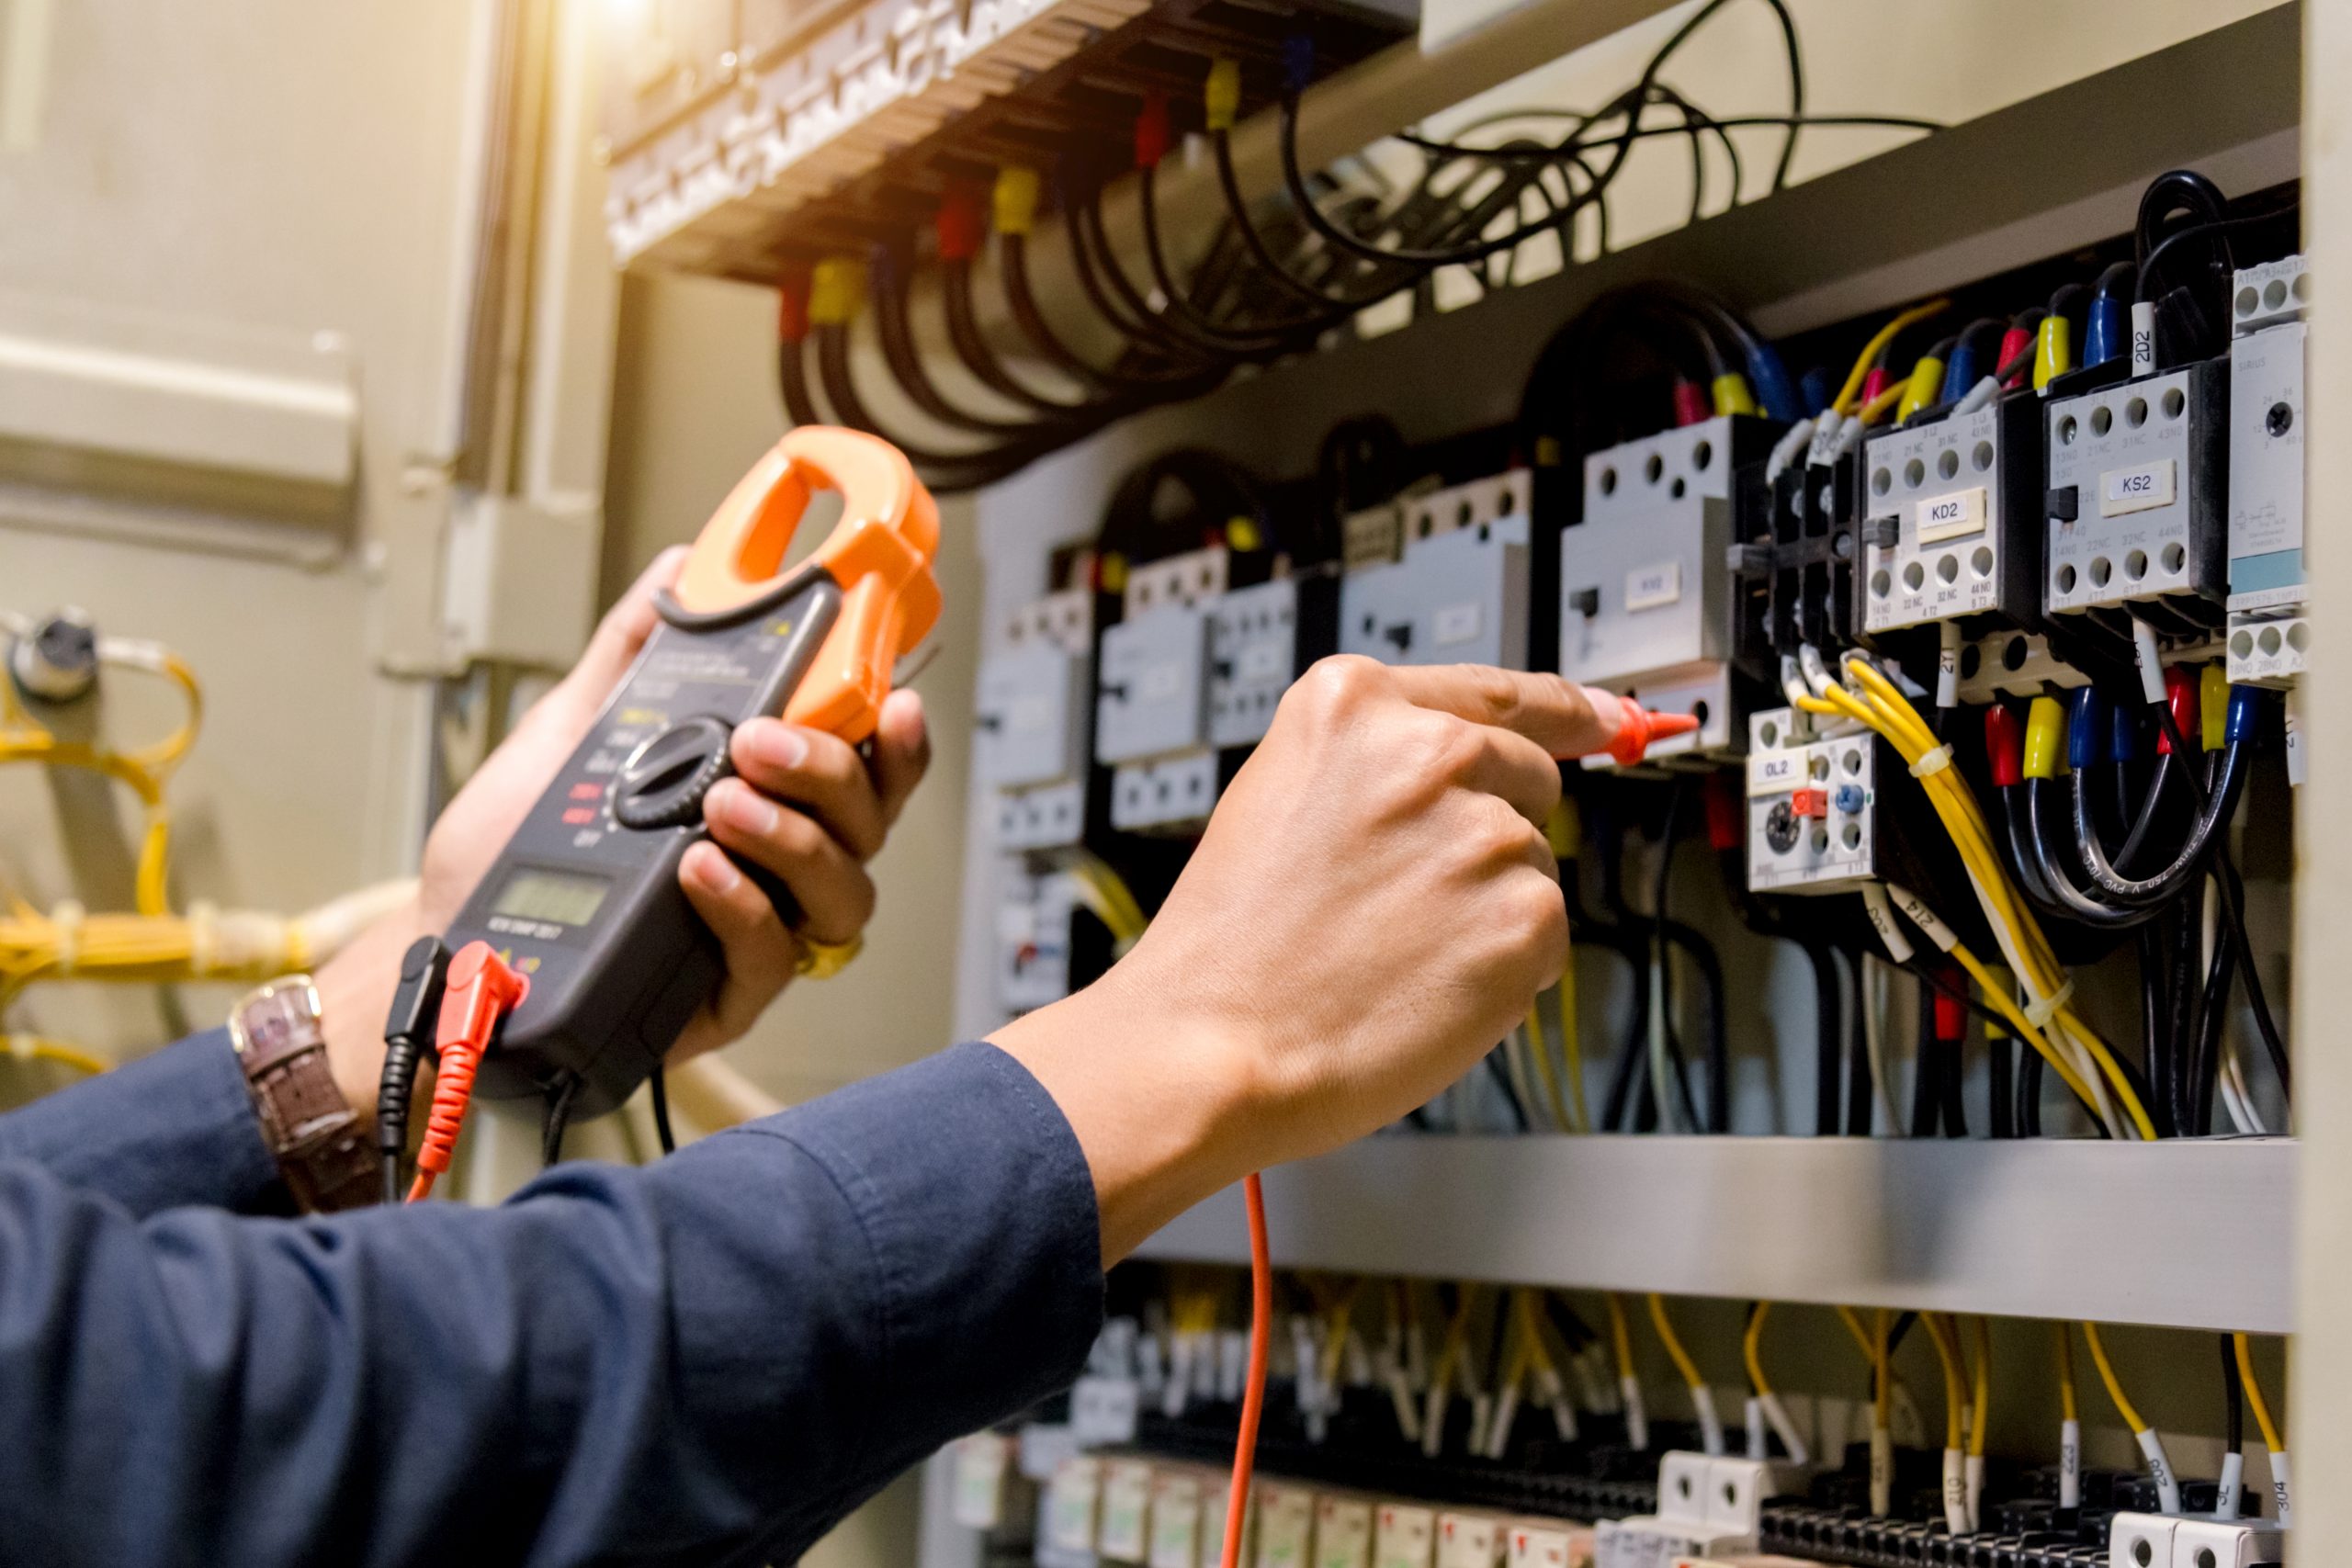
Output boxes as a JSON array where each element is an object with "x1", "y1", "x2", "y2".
[{"x1": 379, "y1": 935, "x2": 450, "y2": 1206}]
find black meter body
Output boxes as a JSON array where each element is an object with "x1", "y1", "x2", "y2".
[{"x1": 439, "y1": 429, "x2": 940, "y2": 1118}]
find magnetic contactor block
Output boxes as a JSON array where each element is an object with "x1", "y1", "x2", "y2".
[
  {"x1": 1341, "y1": 472, "x2": 1533, "y2": 671},
  {"x1": 1730, "y1": 425, "x2": 1862, "y2": 665},
  {"x1": 1561, "y1": 417, "x2": 1773, "y2": 761},
  {"x1": 1207, "y1": 573, "x2": 1337, "y2": 748},
  {"x1": 978, "y1": 589, "x2": 1094, "y2": 851},
  {"x1": 2043, "y1": 361, "x2": 2227, "y2": 637},
  {"x1": 1860, "y1": 390, "x2": 2043, "y2": 637},
  {"x1": 1097, "y1": 548, "x2": 1227, "y2": 835},
  {"x1": 1745, "y1": 706, "x2": 1883, "y2": 894},
  {"x1": 2226, "y1": 253, "x2": 2310, "y2": 686}
]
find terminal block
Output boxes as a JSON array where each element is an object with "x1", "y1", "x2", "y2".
[
  {"x1": 2226, "y1": 254, "x2": 2310, "y2": 686},
  {"x1": 1341, "y1": 473, "x2": 1533, "y2": 671},
  {"x1": 978, "y1": 589, "x2": 1095, "y2": 851},
  {"x1": 1860, "y1": 390, "x2": 2043, "y2": 637},
  {"x1": 2042, "y1": 360, "x2": 2227, "y2": 644},
  {"x1": 1560, "y1": 417, "x2": 1775, "y2": 761},
  {"x1": 1745, "y1": 706, "x2": 1882, "y2": 894},
  {"x1": 1097, "y1": 549, "x2": 1227, "y2": 835},
  {"x1": 1730, "y1": 430, "x2": 1864, "y2": 667}
]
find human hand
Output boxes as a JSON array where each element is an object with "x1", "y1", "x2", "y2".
[
  {"x1": 992, "y1": 657, "x2": 1626, "y2": 1258},
  {"x1": 320, "y1": 548, "x2": 930, "y2": 1115}
]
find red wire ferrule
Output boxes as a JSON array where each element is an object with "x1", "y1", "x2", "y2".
[
  {"x1": 936, "y1": 187, "x2": 985, "y2": 264},
  {"x1": 1135, "y1": 90, "x2": 1170, "y2": 170},
  {"x1": 1860, "y1": 366, "x2": 1891, "y2": 406},
  {"x1": 2156, "y1": 665, "x2": 2198, "y2": 755},
  {"x1": 411, "y1": 942, "x2": 529, "y2": 1191},
  {"x1": 1670, "y1": 381, "x2": 1711, "y2": 427},
  {"x1": 777, "y1": 273, "x2": 811, "y2": 345},
  {"x1": 1996, "y1": 326, "x2": 2034, "y2": 387},
  {"x1": 1703, "y1": 772, "x2": 1743, "y2": 853},
  {"x1": 1984, "y1": 702, "x2": 2025, "y2": 788}
]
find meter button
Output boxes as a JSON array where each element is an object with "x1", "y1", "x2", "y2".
[{"x1": 613, "y1": 716, "x2": 734, "y2": 830}]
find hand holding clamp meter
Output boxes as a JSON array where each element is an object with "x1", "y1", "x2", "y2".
[{"x1": 439, "y1": 427, "x2": 942, "y2": 1119}]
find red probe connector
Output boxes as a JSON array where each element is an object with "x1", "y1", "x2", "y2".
[{"x1": 406, "y1": 941, "x2": 530, "y2": 1203}]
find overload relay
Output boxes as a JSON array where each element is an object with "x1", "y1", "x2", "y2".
[{"x1": 1744, "y1": 706, "x2": 1882, "y2": 894}]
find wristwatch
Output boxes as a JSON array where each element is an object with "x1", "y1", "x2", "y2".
[{"x1": 228, "y1": 976, "x2": 381, "y2": 1213}]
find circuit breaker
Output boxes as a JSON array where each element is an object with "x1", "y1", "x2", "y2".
[
  {"x1": 1860, "y1": 390, "x2": 2042, "y2": 636},
  {"x1": 1341, "y1": 473, "x2": 1532, "y2": 671},
  {"x1": 1560, "y1": 417, "x2": 1769, "y2": 760},
  {"x1": 996, "y1": 864, "x2": 1080, "y2": 1013},
  {"x1": 1744, "y1": 706, "x2": 1882, "y2": 894},
  {"x1": 2226, "y1": 254, "x2": 2309, "y2": 686},
  {"x1": 1097, "y1": 548, "x2": 1227, "y2": 834},
  {"x1": 978, "y1": 589, "x2": 1094, "y2": 852},
  {"x1": 2042, "y1": 363, "x2": 2227, "y2": 629}
]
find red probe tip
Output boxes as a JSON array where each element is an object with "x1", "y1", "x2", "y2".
[{"x1": 1604, "y1": 696, "x2": 1702, "y2": 766}]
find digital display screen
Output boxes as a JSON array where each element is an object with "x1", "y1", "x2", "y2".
[{"x1": 492, "y1": 868, "x2": 612, "y2": 928}]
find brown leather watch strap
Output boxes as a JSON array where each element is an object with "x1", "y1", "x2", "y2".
[{"x1": 228, "y1": 976, "x2": 380, "y2": 1213}]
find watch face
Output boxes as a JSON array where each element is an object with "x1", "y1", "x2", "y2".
[{"x1": 232, "y1": 980, "x2": 323, "y2": 1070}]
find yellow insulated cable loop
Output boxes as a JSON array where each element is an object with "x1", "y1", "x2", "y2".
[
  {"x1": 1646, "y1": 1293, "x2": 1724, "y2": 1455},
  {"x1": 2083, "y1": 1323, "x2": 2181, "y2": 1514},
  {"x1": 1606, "y1": 1292, "x2": 1649, "y2": 1450},
  {"x1": 1525, "y1": 998, "x2": 1571, "y2": 1132},
  {"x1": 2233, "y1": 1332, "x2": 2291, "y2": 1526},
  {"x1": 2055, "y1": 1322, "x2": 2082, "y2": 1511},
  {"x1": 1835, "y1": 299, "x2": 1951, "y2": 414},
  {"x1": 4, "y1": 1035, "x2": 109, "y2": 1076},
  {"x1": 1922, "y1": 1315, "x2": 1969, "y2": 1534}
]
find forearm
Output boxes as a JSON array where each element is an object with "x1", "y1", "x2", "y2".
[{"x1": 0, "y1": 1042, "x2": 1102, "y2": 1568}]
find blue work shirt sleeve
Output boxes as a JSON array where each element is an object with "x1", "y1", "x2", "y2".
[
  {"x1": 0, "y1": 1027, "x2": 288, "y2": 1218},
  {"x1": 0, "y1": 1040, "x2": 1105, "y2": 1568}
]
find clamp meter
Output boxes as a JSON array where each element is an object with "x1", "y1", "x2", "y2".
[{"x1": 444, "y1": 428, "x2": 941, "y2": 1117}]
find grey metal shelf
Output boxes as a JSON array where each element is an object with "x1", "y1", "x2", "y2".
[{"x1": 1132, "y1": 1134, "x2": 2295, "y2": 1333}]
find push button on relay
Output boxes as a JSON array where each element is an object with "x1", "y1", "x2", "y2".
[{"x1": 613, "y1": 716, "x2": 735, "y2": 830}]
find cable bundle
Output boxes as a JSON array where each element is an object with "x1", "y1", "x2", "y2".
[{"x1": 780, "y1": 0, "x2": 1939, "y2": 491}]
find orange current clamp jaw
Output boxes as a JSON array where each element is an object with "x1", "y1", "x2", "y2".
[{"x1": 667, "y1": 426, "x2": 942, "y2": 744}]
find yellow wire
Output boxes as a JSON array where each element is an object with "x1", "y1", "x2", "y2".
[
  {"x1": 1524, "y1": 998, "x2": 1571, "y2": 1132},
  {"x1": 2079, "y1": 1323, "x2": 2145, "y2": 1433},
  {"x1": 1607, "y1": 1292, "x2": 1635, "y2": 1382},
  {"x1": 1968, "y1": 1318, "x2": 1991, "y2": 1458},
  {"x1": 1743, "y1": 1303, "x2": 1775, "y2": 1399},
  {"x1": 1833, "y1": 299, "x2": 1951, "y2": 414},
  {"x1": 1921, "y1": 1314, "x2": 1966, "y2": 1450},
  {"x1": 1645, "y1": 1294, "x2": 1706, "y2": 1395},
  {"x1": 2233, "y1": 1332, "x2": 2284, "y2": 1454},
  {"x1": 1319, "y1": 1280, "x2": 1362, "y2": 1391},
  {"x1": 1430, "y1": 1286, "x2": 1481, "y2": 1392},
  {"x1": 2056, "y1": 1322, "x2": 2078, "y2": 1423},
  {"x1": 4, "y1": 1035, "x2": 110, "y2": 1076}
]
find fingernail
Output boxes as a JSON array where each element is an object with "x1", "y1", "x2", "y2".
[
  {"x1": 751, "y1": 724, "x2": 809, "y2": 771},
  {"x1": 718, "y1": 783, "x2": 779, "y2": 836},
  {"x1": 691, "y1": 846, "x2": 741, "y2": 894}
]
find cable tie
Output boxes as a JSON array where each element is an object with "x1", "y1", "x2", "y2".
[
  {"x1": 1908, "y1": 743, "x2": 1953, "y2": 779},
  {"x1": 51, "y1": 899, "x2": 84, "y2": 976},
  {"x1": 2021, "y1": 976, "x2": 2075, "y2": 1030},
  {"x1": 6, "y1": 1032, "x2": 30, "y2": 1062},
  {"x1": 187, "y1": 899, "x2": 219, "y2": 976}
]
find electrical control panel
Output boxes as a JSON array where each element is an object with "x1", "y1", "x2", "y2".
[
  {"x1": 2042, "y1": 363, "x2": 2227, "y2": 628},
  {"x1": 1561, "y1": 418, "x2": 1770, "y2": 761},
  {"x1": 1860, "y1": 392, "x2": 2042, "y2": 635},
  {"x1": 1743, "y1": 706, "x2": 1882, "y2": 893},
  {"x1": 1341, "y1": 474, "x2": 1533, "y2": 671},
  {"x1": 2226, "y1": 254, "x2": 2310, "y2": 686},
  {"x1": 979, "y1": 590, "x2": 1095, "y2": 852}
]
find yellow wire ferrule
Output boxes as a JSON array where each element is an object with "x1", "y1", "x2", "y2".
[
  {"x1": 993, "y1": 166, "x2": 1042, "y2": 237},
  {"x1": 2034, "y1": 314, "x2": 2072, "y2": 390},
  {"x1": 1712, "y1": 373, "x2": 1757, "y2": 416},
  {"x1": 1204, "y1": 58, "x2": 1242, "y2": 132},
  {"x1": 2022, "y1": 696, "x2": 2066, "y2": 780},
  {"x1": 808, "y1": 257, "x2": 867, "y2": 326},
  {"x1": 1897, "y1": 356, "x2": 1945, "y2": 422},
  {"x1": 2200, "y1": 664, "x2": 2228, "y2": 750}
]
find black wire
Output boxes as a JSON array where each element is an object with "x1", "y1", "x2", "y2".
[
  {"x1": 871, "y1": 249, "x2": 1052, "y2": 436},
  {"x1": 2218, "y1": 1334, "x2": 2245, "y2": 1465},
  {"x1": 1909, "y1": 964, "x2": 1939, "y2": 1137},
  {"x1": 2137, "y1": 923, "x2": 2177, "y2": 1139},
  {"x1": 1843, "y1": 946, "x2": 1871, "y2": 1136},
  {"x1": 542, "y1": 1073, "x2": 582, "y2": 1168},
  {"x1": 1905, "y1": 960, "x2": 2111, "y2": 1135},
  {"x1": 1807, "y1": 942, "x2": 1844, "y2": 1137},
  {"x1": 942, "y1": 257, "x2": 1094, "y2": 414},
  {"x1": 2153, "y1": 705, "x2": 2291, "y2": 1101},
  {"x1": 2018, "y1": 1043, "x2": 2044, "y2": 1136},
  {"x1": 2188, "y1": 906, "x2": 2237, "y2": 1137},
  {"x1": 1987, "y1": 1018, "x2": 2015, "y2": 1140},
  {"x1": 650, "y1": 1062, "x2": 677, "y2": 1156},
  {"x1": 777, "y1": 334, "x2": 826, "y2": 429}
]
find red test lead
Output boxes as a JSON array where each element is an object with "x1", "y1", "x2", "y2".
[
  {"x1": 1592, "y1": 690, "x2": 1702, "y2": 767},
  {"x1": 406, "y1": 941, "x2": 530, "y2": 1203}
]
